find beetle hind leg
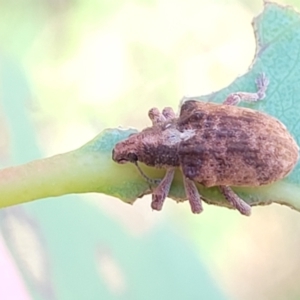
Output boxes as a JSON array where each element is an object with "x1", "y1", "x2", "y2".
[
  {"x1": 219, "y1": 185, "x2": 251, "y2": 216},
  {"x1": 223, "y1": 73, "x2": 269, "y2": 106}
]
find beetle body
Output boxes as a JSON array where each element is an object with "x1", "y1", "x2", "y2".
[
  {"x1": 177, "y1": 100, "x2": 299, "y2": 187},
  {"x1": 112, "y1": 74, "x2": 299, "y2": 215},
  {"x1": 113, "y1": 100, "x2": 298, "y2": 188}
]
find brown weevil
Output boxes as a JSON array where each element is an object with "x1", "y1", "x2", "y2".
[{"x1": 112, "y1": 74, "x2": 299, "y2": 216}]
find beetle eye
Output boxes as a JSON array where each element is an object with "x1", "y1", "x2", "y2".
[{"x1": 127, "y1": 153, "x2": 138, "y2": 162}]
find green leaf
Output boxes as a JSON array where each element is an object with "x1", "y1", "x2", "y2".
[
  {"x1": 107, "y1": 2, "x2": 300, "y2": 213},
  {"x1": 1, "y1": 2, "x2": 300, "y2": 215}
]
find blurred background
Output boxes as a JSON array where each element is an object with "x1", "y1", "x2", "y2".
[{"x1": 0, "y1": 0, "x2": 300, "y2": 299}]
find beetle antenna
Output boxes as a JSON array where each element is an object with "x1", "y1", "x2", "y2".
[{"x1": 133, "y1": 161, "x2": 161, "y2": 186}]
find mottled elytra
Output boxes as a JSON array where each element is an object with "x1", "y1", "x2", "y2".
[{"x1": 112, "y1": 74, "x2": 299, "y2": 216}]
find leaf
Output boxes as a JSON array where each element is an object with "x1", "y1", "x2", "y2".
[
  {"x1": 1, "y1": 2, "x2": 300, "y2": 215},
  {"x1": 108, "y1": 2, "x2": 300, "y2": 213},
  {"x1": 200, "y1": 2, "x2": 300, "y2": 185}
]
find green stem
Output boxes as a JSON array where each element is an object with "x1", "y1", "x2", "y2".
[{"x1": 0, "y1": 128, "x2": 299, "y2": 214}]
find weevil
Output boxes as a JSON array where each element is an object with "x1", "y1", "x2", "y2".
[{"x1": 112, "y1": 74, "x2": 299, "y2": 216}]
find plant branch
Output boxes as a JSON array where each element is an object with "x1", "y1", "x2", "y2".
[{"x1": 0, "y1": 128, "x2": 299, "y2": 214}]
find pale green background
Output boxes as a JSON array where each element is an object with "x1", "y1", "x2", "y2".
[{"x1": 0, "y1": 1, "x2": 300, "y2": 300}]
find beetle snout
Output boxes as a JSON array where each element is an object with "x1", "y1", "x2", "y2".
[{"x1": 112, "y1": 147, "x2": 130, "y2": 164}]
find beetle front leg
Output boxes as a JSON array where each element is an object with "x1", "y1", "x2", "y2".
[
  {"x1": 162, "y1": 107, "x2": 176, "y2": 120},
  {"x1": 148, "y1": 108, "x2": 166, "y2": 125},
  {"x1": 183, "y1": 176, "x2": 203, "y2": 214},
  {"x1": 148, "y1": 107, "x2": 176, "y2": 125},
  {"x1": 151, "y1": 168, "x2": 175, "y2": 211},
  {"x1": 219, "y1": 185, "x2": 251, "y2": 216},
  {"x1": 223, "y1": 73, "x2": 269, "y2": 106}
]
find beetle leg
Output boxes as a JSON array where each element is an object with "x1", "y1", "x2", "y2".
[
  {"x1": 219, "y1": 185, "x2": 251, "y2": 216},
  {"x1": 162, "y1": 107, "x2": 176, "y2": 120},
  {"x1": 223, "y1": 73, "x2": 269, "y2": 106},
  {"x1": 183, "y1": 176, "x2": 203, "y2": 214},
  {"x1": 151, "y1": 168, "x2": 175, "y2": 211},
  {"x1": 148, "y1": 108, "x2": 166, "y2": 125}
]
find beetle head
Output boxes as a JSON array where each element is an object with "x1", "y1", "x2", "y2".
[{"x1": 112, "y1": 134, "x2": 140, "y2": 164}]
